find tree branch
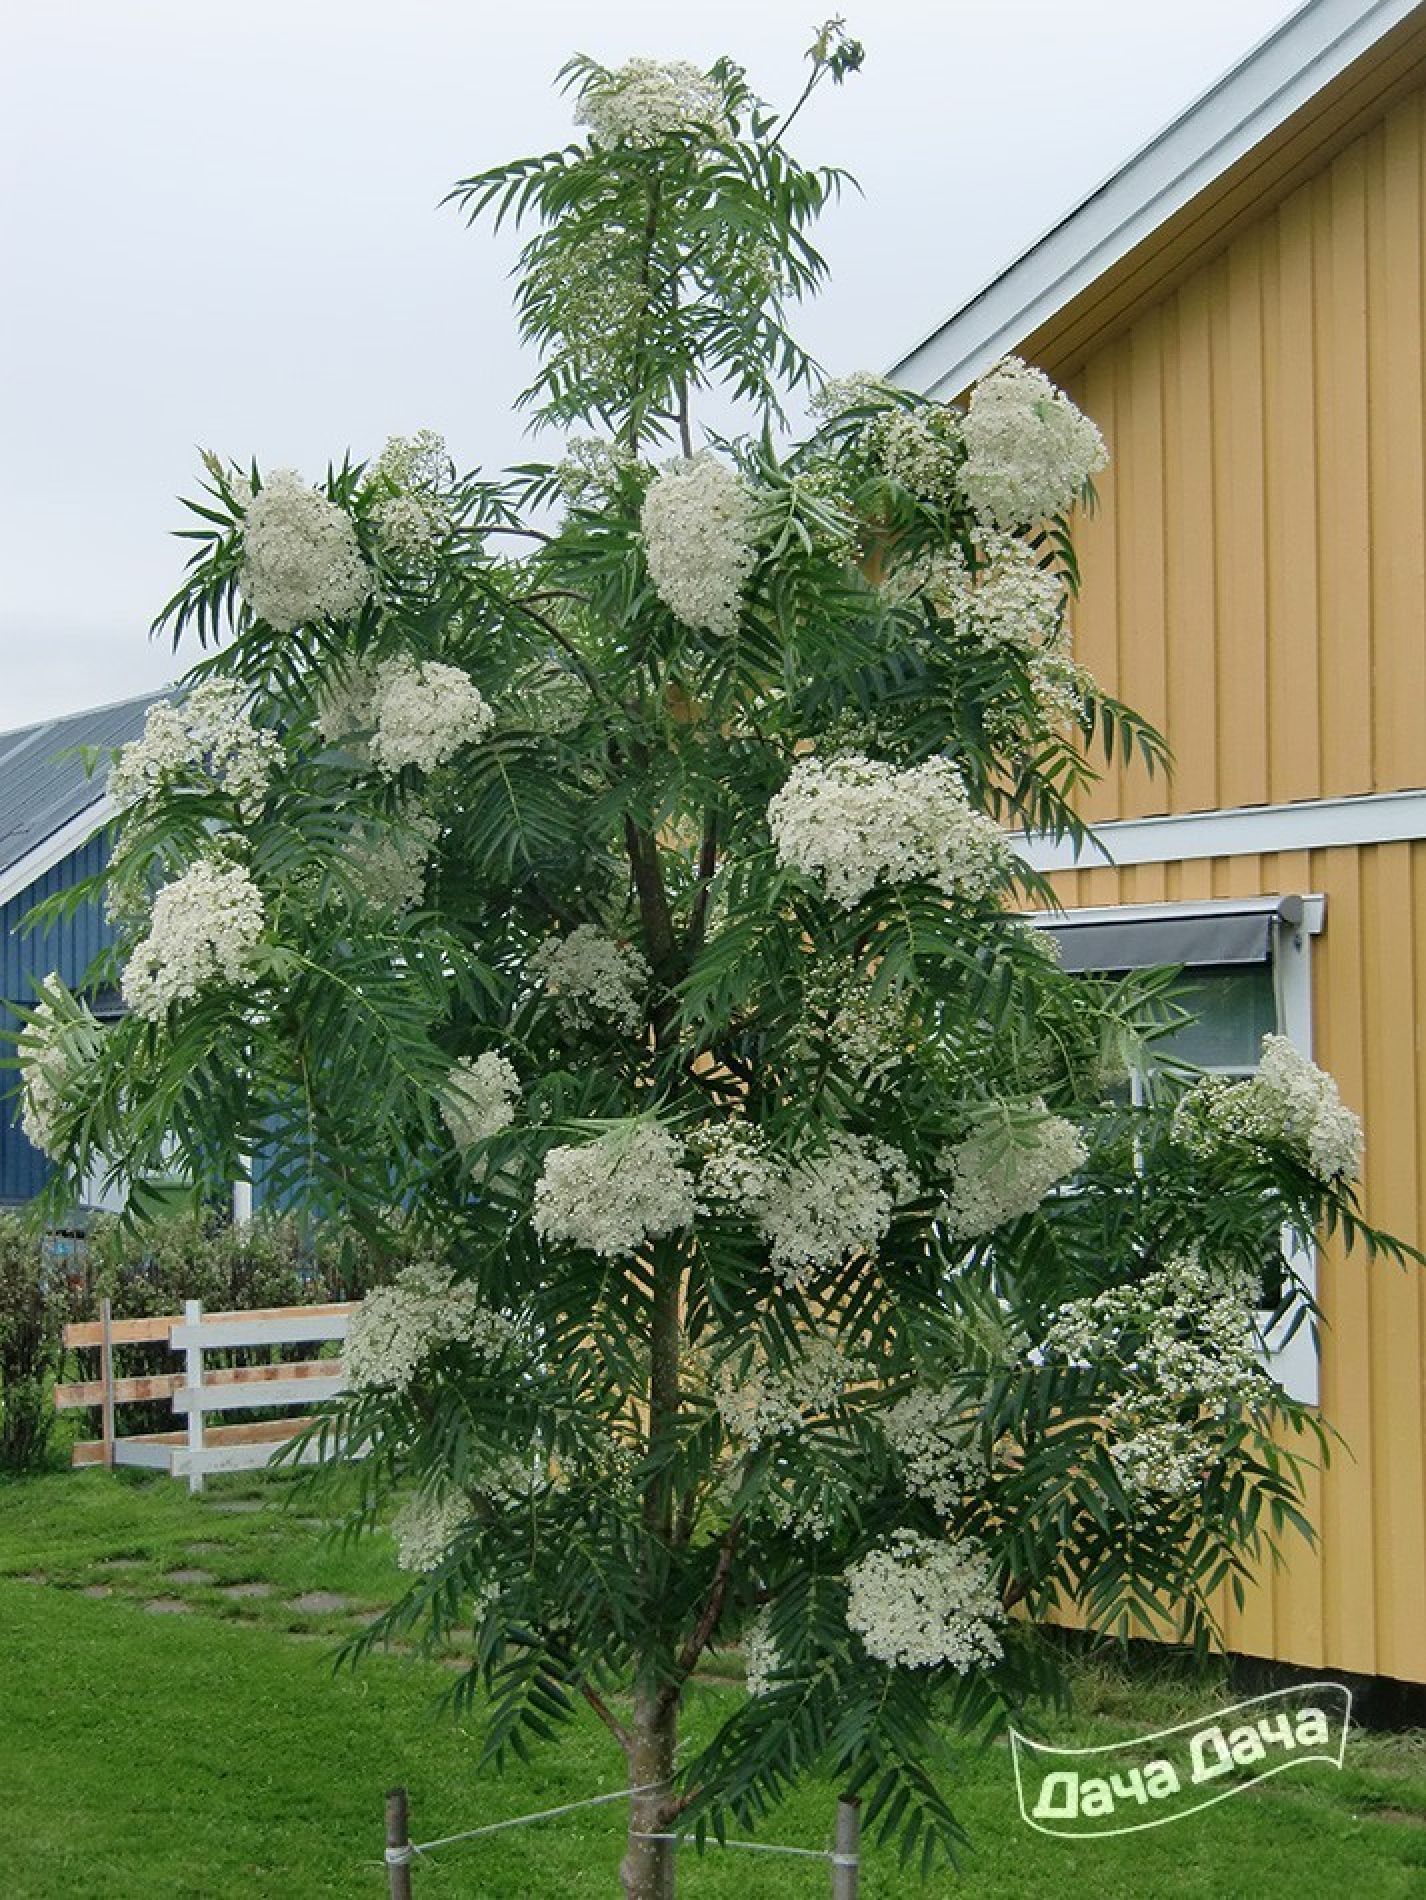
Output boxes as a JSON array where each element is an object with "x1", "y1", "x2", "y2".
[
  {"x1": 686, "y1": 808, "x2": 719, "y2": 952},
  {"x1": 658, "y1": 1517, "x2": 742, "y2": 1714},
  {"x1": 581, "y1": 1681, "x2": 634, "y2": 1753}
]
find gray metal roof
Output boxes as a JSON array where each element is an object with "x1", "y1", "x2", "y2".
[{"x1": 0, "y1": 691, "x2": 166, "y2": 882}]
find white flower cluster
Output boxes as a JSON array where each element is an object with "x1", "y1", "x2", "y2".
[
  {"x1": 763, "y1": 1136, "x2": 914, "y2": 1288},
  {"x1": 392, "y1": 1489, "x2": 474, "y2": 1573},
  {"x1": 530, "y1": 925, "x2": 650, "y2": 1036},
  {"x1": 698, "y1": 1121, "x2": 914, "y2": 1288},
  {"x1": 960, "y1": 357, "x2": 1108, "y2": 529},
  {"x1": 344, "y1": 803, "x2": 441, "y2": 913},
  {"x1": 109, "y1": 681, "x2": 279, "y2": 814},
  {"x1": 768, "y1": 752, "x2": 1010, "y2": 910},
  {"x1": 121, "y1": 858, "x2": 266, "y2": 1021},
  {"x1": 441, "y1": 1053, "x2": 521, "y2": 1150},
  {"x1": 874, "y1": 405, "x2": 963, "y2": 507},
  {"x1": 936, "y1": 535, "x2": 1066, "y2": 652},
  {"x1": 1043, "y1": 1252, "x2": 1267, "y2": 1410},
  {"x1": 345, "y1": 1263, "x2": 521, "y2": 1395},
  {"x1": 808, "y1": 371, "x2": 897, "y2": 423},
  {"x1": 556, "y1": 436, "x2": 639, "y2": 505},
  {"x1": 367, "y1": 429, "x2": 454, "y2": 560},
  {"x1": 940, "y1": 1104, "x2": 1087, "y2": 1242},
  {"x1": 845, "y1": 1531, "x2": 1005, "y2": 1673},
  {"x1": 527, "y1": 229, "x2": 651, "y2": 385},
  {"x1": 713, "y1": 1330, "x2": 861, "y2": 1449},
  {"x1": 743, "y1": 1609, "x2": 781, "y2": 1697},
  {"x1": 1174, "y1": 1034, "x2": 1363, "y2": 1184},
  {"x1": 799, "y1": 958, "x2": 908, "y2": 1084},
  {"x1": 369, "y1": 658, "x2": 494, "y2": 777},
  {"x1": 17, "y1": 984, "x2": 101, "y2": 1161},
  {"x1": 1107, "y1": 1423, "x2": 1204, "y2": 1502},
  {"x1": 239, "y1": 468, "x2": 373, "y2": 630},
  {"x1": 640, "y1": 455, "x2": 759, "y2": 640},
  {"x1": 576, "y1": 58, "x2": 729, "y2": 146},
  {"x1": 883, "y1": 1387, "x2": 989, "y2": 1516},
  {"x1": 314, "y1": 661, "x2": 377, "y2": 758},
  {"x1": 532, "y1": 1123, "x2": 696, "y2": 1260}
]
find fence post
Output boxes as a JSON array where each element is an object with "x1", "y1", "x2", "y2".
[
  {"x1": 182, "y1": 1299, "x2": 205, "y2": 1496},
  {"x1": 385, "y1": 1787, "x2": 414, "y2": 1900},
  {"x1": 831, "y1": 1794, "x2": 860, "y2": 1900},
  {"x1": 99, "y1": 1297, "x2": 116, "y2": 1469}
]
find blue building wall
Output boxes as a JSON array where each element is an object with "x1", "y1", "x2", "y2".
[{"x1": 0, "y1": 830, "x2": 114, "y2": 1202}]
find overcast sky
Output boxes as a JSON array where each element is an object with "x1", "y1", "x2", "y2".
[{"x1": 1, "y1": 0, "x2": 1303, "y2": 730}]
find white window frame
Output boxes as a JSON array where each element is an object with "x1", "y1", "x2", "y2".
[{"x1": 1028, "y1": 895, "x2": 1325, "y2": 1405}]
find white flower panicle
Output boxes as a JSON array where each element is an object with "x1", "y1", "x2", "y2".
[
  {"x1": 17, "y1": 984, "x2": 102, "y2": 1161},
  {"x1": 345, "y1": 1263, "x2": 521, "y2": 1395},
  {"x1": 743, "y1": 1609, "x2": 781, "y2": 1698},
  {"x1": 344, "y1": 803, "x2": 441, "y2": 913},
  {"x1": 110, "y1": 681, "x2": 279, "y2": 814},
  {"x1": 698, "y1": 1121, "x2": 914, "y2": 1288},
  {"x1": 883, "y1": 1388, "x2": 990, "y2": 1516},
  {"x1": 844, "y1": 1531, "x2": 1005, "y2": 1672},
  {"x1": 532, "y1": 1123, "x2": 696, "y2": 1260},
  {"x1": 640, "y1": 455, "x2": 758, "y2": 640},
  {"x1": 556, "y1": 436, "x2": 639, "y2": 505},
  {"x1": 798, "y1": 958, "x2": 908, "y2": 1084},
  {"x1": 960, "y1": 357, "x2": 1108, "y2": 529},
  {"x1": 1174, "y1": 1034, "x2": 1363, "y2": 1184},
  {"x1": 874, "y1": 405, "x2": 963, "y2": 507},
  {"x1": 1107, "y1": 1424, "x2": 1203, "y2": 1502},
  {"x1": 762, "y1": 1134, "x2": 914, "y2": 1287},
  {"x1": 367, "y1": 430, "x2": 455, "y2": 560},
  {"x1": 1045, "y1": 1252, "x2": 1271, "y2": 1509},
  {"x1": 441, "y1": 1053, "x2": 521, "y2": 1150},
  {"x1": 369, "y1": 657, "x2": 494, "y2": 776},
  {"x1": 768, "y1": 752, "x2": 1010, "y2": 910},
  {"x1": 121, "y1": 858, "x2": 266, "y2": 1021},
  {"x1": 940, "y1": 535, "x2": 1066, "y2": 652},
  {"x1": 576, "y1": 58, "x2": 730, "y2": 146},
  {"x1": 314, "y1": 660, "x2": 378, "y2": 756},
  {"x1": 808, "y1": 371, "x2": 898, "y2": 423},
  {"x1": 239, "y1": 468, "x2": 373, "y2": 630},
  {"x1": 713, "y1": 1330, "x2": 861, "y2": 1449},
  {"x1": 392, "y1": 1489, "x2": 475, "y2": 1573},
  {"x1": 941, "y1": 1105, "x2": 1087, "y2": 1242},
  {"x1": 1043, "y1": 1252, "x2": 1267, "y2": 1408},
  {"x1": 530, "y1": 925, "x2": 650, "y2": 1035}
]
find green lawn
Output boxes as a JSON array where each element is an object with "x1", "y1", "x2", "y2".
[{"x1": 0, "y1": 1470, "x2": 1423, "y2": 1897}]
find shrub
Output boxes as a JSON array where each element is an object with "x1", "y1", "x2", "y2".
[{"x1": 0, "y1": 1215, "x2": 74, "y2": 1472}]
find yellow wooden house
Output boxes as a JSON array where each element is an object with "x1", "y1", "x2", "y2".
[{"x1": 893, "y1": 0, "x2": 1426, "y2": 1696}]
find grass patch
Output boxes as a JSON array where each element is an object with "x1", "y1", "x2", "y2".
[{"x1": 1, "y1": 1470, "x2": 1423, "y2": 1895}]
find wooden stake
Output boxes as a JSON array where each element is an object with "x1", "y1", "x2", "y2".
[
  {"x1": 831, "y1": 1794, "x2": 860, "y2": 1900},
  {"x1": 385, "y1": 1787, "x2": 413, "y2": 1900},
  {"x1": 98, "y1": 1298, "x2": 116, "y2": 1469}
]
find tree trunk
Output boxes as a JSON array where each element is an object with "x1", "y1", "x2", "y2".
[{"x1": 619, "y1": 1688, "x2": 678, "y2": 1899}]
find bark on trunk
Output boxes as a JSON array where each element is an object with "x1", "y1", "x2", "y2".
[{"x1": 619, "y1": 1689, "x2": 678, "y2": 1899}]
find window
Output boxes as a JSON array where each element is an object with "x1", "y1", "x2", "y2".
[{"x1": 1030, "y1": 896, "x2": 1324, "y2": 1405}]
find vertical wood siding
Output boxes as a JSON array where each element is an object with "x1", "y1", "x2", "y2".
[
  {"x1": 1062, "y1": 85, "x2": 1426, "y2": 824},
  {"x1": 1039, "y1": 78, "x2": 1426, "y2": 1684},
  {"x1": 0, "y1": 835, "x2": 112, "y2": 1203},
  {"x1": 1048, "y1": 843, "x2": 1426, "y2": 1683}
]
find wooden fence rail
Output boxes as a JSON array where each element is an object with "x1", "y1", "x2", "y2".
[{"x1": 55, "y1": 1296, "x2": 358, "y2": 1492}]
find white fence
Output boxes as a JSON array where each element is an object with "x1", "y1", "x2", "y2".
[{"x1": 56, "y1": 1297, "x2": 357, "y2": 1491}]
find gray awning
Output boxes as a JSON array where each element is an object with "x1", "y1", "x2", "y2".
[{"x1": 1042, "y1": 897, "x2": 1303, "y2": 973}]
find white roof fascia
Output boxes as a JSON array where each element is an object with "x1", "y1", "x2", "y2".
[
  {"x1": 1015, "y1": 787, "x2": 1426, "y2": 873},
  {"x1": 0, "y1": 793, "x2": 114, "y2": 912},
  {"x1": 888, "y1": 0, "x2": 1421, "y2": 399}
]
